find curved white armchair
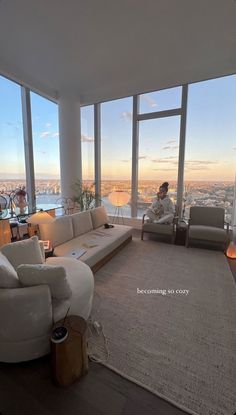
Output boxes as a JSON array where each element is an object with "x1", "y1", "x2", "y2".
[{"x1": 0, "y1": 255, "x2": 94, "y2": 363}]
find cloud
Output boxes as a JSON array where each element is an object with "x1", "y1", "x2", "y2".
[
  {"x1": 162, "y1": 145, "x2": 179, "y2": 151},
  {"x1": 233, "y1": 147, "x2": 236, "y2": 151},
  {"x1": 151, "y1": 156, "x2": 177, "y2": 163},
  {"x1": 166, "y1": 139, "x2": 177, "y2": 145},
  {"x1": 138, "y1": 156, "x2": 147, "y2": 160},
  {"x1": 45, "y1": 123, "x2": 51, "y2": 128},
  {"x1": 153, "y1": 168, "x2": 176, "y2": 171},
  {"x1": 81, "y1": 134, "x2": 94, "y2": 143},
  {"x1": 40, "y1": 131, "x2": 51, "y2": 138},
  {"x1": 141, "y1": 95, "x2": 157, "y2": 108},
  {"x1": 185, "y1": 166, "x2": 210, "y2": 171},
  {"x1": 120, "y1": 111, "x2": 132, "y2": 122},
  {"x1": 121, "y1": 159, "x2": 129, "y2": 163},
  {"x1": 40, "y1": 131, "x2": 59, "y2": 139},
  {"x1": 186, "y1": 160, "x2": 217, "y2": 165},
  {"x1": 184, "y1": 159, "x2": 218, "y2": 171}
]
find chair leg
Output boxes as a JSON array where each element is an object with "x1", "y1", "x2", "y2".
[
  {"x1": 185, "y1": 233, "x2": 189, "y2": 248},
  {"x1": 141, "y1": 230, "x2": 144, "y2": 241}
]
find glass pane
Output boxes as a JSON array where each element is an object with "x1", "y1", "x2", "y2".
[
  {"x1": 30, "y1": 92, "x2": 61, "y2": 205},
  {"x1": 138, "y1": 116, "x2": 181, "y2": 217},
  {"x1": 101, "y1": 97, "x2": 132, "y2": 216},
  {"x1": 81, "y1": 105, "x2": 94, "y2": 184},
  {"x1": 139, "y1": 86, "x2": 182, "y2": 114},
  {"x1": 0, "y1": 75, "x2": 26, "y2": 197},
  {"x1": 184, "y1": 75, "x2": 236, "y2": 224}
]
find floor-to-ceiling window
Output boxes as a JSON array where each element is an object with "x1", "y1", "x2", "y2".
[
  {"x1": 137, "y1": 87, "x2": 182, "y2": 217},
  {"x1": 81, "y1": 105, "x2": 94, "y2": 184},
  {"x1": 184, "y1": 75, "x2": 236, "y2": 224},
  {"x1": 101, "y1": 97, "x2": 132, "y2": 216},
  {"x1": 30, "y1": 92, "x2": 60, "y2": 205},
  {"x1": 0, "y1": 75, "x2": 26, "y2": 201}
]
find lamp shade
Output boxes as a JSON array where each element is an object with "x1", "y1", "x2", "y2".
[
  {"x1": 226, "y1": 241, "x2": 236, "y2": 259},
  {"x1": 108, "y1": 191, "x2": 130, "y2": 207},
  {"x1": 27, "y1": 210, "x2": 55, "y2": 225},
  {"x1": 226, "y1": 225, "x2": 236, "y2": 259}
]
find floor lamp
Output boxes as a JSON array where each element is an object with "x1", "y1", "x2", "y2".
[
  {"x1": 226, "y1": 175, "x2": 236, "y2": 259},
  {"x1": 108, "y1": 191, "x2": 130, "y2": 224}
]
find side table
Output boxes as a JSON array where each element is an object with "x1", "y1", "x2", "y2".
[
  {"x1": 51, "y1": 315, "x2": 88, "y2": 386},
  {"x1": 175, "y1": 221, "x2": 188, "y2": 246},
  {"x1": 45, "y1": 247, "x2": 54, "y2": 258}
]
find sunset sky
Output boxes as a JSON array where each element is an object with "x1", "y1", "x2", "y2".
[{"x1": 0, "y1": 74, "x2": 235, "y2": 182}]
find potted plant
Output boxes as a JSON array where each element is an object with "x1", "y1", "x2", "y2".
[{"x1": 71, "y1": 180, "x2": 99, "y2": 211}]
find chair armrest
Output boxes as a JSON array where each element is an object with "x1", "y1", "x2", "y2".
[
  {"x1": 142, "y1": 213, "x2": 148, "y2": 225},
  {"x1": 0, "y1": 285, "x2": 52, "y2": 341}
]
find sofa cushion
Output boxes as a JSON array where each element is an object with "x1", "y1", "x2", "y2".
[
  {"x1": 0, "y1": 252, "x2": 20, "y2": 288},
  {"x1": 189, "y1": 225, "x2": 227, "y2": 243},
  {"x1": 71, "y1": 210, "x2": 93, "y2": 237},
  {"x1": 1, "y1": 236, "x2": 44, "y2": 270},
  {"x1": 142, "y1": 223, "x2": 173, "y2": 235},
  {"x1": 17, "y1": 264, "x2": 72, "y2": 300},
  {"x1": 90, "y1": 206, "x2": 109, "y2": 229},
  {"x1": 39, "y1": 215, "x2": 73, "y2": 247},
  {"x1": 53, "y1": 224, "x2": 132, "y2": 268}
]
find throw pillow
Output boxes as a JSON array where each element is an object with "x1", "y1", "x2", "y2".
[
  {"x1": 17, "y1": 264, "x2": 72, "y2": 300},
  {"x1": 90, "y1": 206, "x2": 109, "y2": 229},
  {"x1": 0, "y1": 252, "x2": 20, "y2": 288},
  {"x1": 1, "y1": 236, "x2": 44, "y2": 270}
]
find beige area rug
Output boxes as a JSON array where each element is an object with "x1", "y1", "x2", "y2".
[{"x1": 90, "y1": 238, "x2": 236, "y2": 415}]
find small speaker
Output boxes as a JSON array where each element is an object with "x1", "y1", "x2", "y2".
[{"x1": 51, "y1": 326, "x2": 68, "y2": 343}]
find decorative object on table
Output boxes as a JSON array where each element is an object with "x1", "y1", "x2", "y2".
[
  {"x1": 108, "y1": 190, "x2": 130, "y2": 224},
  {"x1": 27, "y1": 209, "x2": 55, "y2": 237},
  {"x1": 40, "y1": 240, "x2": 54, "y2": 258},
  {"x1": 56, "y1": 196, "x2": 79, "y2": 215},
  {"x1": 0, "y1": 194, "x2": 8, "y2": 219},
  {"x1": 51, "y1": 315, "x2": 88, "y2": 386},
  {"x1": 0, "y1": 191, "x2": 15, "y2": 217},
  {"x1": 13, "y1": 187, "x2": 28, "y2": 215}
]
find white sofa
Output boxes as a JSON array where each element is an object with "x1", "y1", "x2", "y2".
[
  {"x1": 0, "y1": 237, "x2": 94, "y2": 363},
  {"x1": 39, "y1": 206, "x2": 133, "y2": 272}
]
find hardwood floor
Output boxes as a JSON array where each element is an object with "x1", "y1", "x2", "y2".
[
  {"x1": 0, "y1": 231, "x2": 235, "y2": 415},
  {"x1": 0, "y1": 357, "x2": 187, "y2": 415}
]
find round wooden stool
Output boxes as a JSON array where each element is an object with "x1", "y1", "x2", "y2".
[{"x1": 51, "y1": 315, "x2": 88, "y2": 386}]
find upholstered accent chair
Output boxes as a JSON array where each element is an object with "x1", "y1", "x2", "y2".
[
  {"x1": 186, "y1": 206, "x2": 229, "y2": 250},
  {"x1": 141, "y1": 210, "x2": 178, "y2": 243}
]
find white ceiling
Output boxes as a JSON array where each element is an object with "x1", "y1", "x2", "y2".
[{"x1": 0, "y1": 0, "x2": 235, "y2": 104}]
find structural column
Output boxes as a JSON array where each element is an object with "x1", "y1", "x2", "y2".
[
  {"x1": 94, "y1": 103, "x2": 101, "y2": 206},
  {"x1": 176, "y1": 84, "x2": 188, "y2": 217},
  {"x1": 59, "y1": 95, "x2": 82, "y2": 199},
  {"x1": 21, "y1": 86, "x2": 36, "y2": 211}
]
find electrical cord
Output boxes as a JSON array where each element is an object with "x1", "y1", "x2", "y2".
[{"x1": 87, "y1": 317, "x2": 110, "y2": 364}]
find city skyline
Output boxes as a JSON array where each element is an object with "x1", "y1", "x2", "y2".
[{"x1": 0, "y1": 74, "x2": 236, "y2": 181}]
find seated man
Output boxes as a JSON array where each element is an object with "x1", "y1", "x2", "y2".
[{"x1": 146, "y1": 182, "x2": 174, "y2": 224}]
